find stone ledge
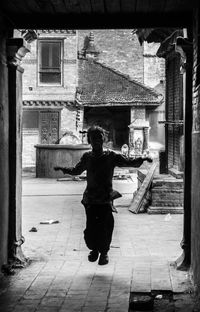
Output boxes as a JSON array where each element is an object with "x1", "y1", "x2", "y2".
[
  {"x1": 168, "y1": 168, "x2": 183, "y2": 179},
  {"x1": 147, "y1": 206, "x2": 183, "y2": 214},
  {"x1": 152, "y1": 178, "x2": 183, "y2": 188},
  {"x1": 152, "y1": 188, "x2": 183, "y2": 193}
]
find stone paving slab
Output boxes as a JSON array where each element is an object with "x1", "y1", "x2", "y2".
[{"x1": 0, "y1": 177, "x2": 196, "y2": 311}]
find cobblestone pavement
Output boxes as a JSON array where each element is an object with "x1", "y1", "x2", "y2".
[{"x1": 0, "y1": 174, "x2": 197, "y2": 312}]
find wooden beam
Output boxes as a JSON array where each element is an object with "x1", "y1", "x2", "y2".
[
  {"x1": 90, "y1": 0, "x2": 105, "y2": 13},
  {"x1": 3, "y1": 12, "x2": 193, "y2": 28},
  {"x1": 105, "y1": 0, "x2": 121, "y2": 13},
  {"x1": 120, "y1": 0, "x2": 137, "y2": 13},
  {"x1": 79, "y1": 0, "x2": 92, "y2": 13},
  {"x1": 129, "y1": 163, "x2": 157, "y2": 214}
]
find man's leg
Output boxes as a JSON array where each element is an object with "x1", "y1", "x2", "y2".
[
  {"x1": 96, "y1": 204, "x2": 114, "y2": 265},
  {"x1": 83, "y1": 205, "x2": 99, "y2": 261}
]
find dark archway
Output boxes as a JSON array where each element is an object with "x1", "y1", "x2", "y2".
[{"x1": 0, "y1": 0, "x2": 198, "y2": 292}]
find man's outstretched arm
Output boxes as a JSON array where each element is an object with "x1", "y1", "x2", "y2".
[
  {"x1": 54, "y1": 154, "x2": 87, "y2": 175},
  {"x1": 114, "y1": 153, "x2": 153, "y2": 168}
]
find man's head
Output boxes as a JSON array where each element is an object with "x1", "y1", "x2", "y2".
[{"x1": 87, "y1": 126, "x2": 105, "y2": 152}]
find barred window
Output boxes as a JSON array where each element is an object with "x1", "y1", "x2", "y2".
[{"x1": 38, "y1": 40, "x2": 62, "y2": 85}]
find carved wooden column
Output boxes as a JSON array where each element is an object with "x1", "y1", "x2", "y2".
[
  {"x1": 6, "y1": 38, "x2": 30, "y2": 264},
  {"x1": 0, "y1": 23, "x2": 10, "y2": 271},
  {"x1": 174, "y1": 35, "x2": 193, "y2": 270}
]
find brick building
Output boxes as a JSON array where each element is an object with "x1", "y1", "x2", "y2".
[
  {"x1": 20, "y1": 29, "x2": 165, "y2": 168},
  {"x1": 134, "y1": 29, "x2": 186, "y2": 215},
  {"x1": 18, "y1": 29, "x2": 79, "y2": 168},
  {"x1": 157, "y1": 29, "x2": 185, "y2": 175},
  {"x1": 77, "y1": 49, "x2": 162, "y2": 150},
  {"x1": 1, "y1": 0, "x2": 200, "y2": 302}
]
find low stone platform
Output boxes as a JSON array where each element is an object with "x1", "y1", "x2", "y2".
[{"x1": 137, "y1": 170, "x2": 184, "y2": 214}]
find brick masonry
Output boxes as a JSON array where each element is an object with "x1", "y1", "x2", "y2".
[
  {"x1": 17, "y1": 29, "x2": 77, "y2": 102},
  {"x1": 20, "y1": 29, "x2": 165, "y2": 167},
  {"x1": 137, "y1": 169, "x2": 183, "y2": 214},
  {"x1": 78, "y1": 30, "x2": 145, "y2": 84},
  {"x1": 166, "y1": 52, "x2": 184, "y2": 172},
  {"x1": 143, "y1": 41, "x2": 165, "y2": 88}
]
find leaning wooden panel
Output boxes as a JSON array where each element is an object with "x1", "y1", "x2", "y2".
[{"x1": 129, "y1": 162, "x2": 157, "y2": 214}]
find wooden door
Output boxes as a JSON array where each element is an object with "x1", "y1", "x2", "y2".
[{"x1": 40, "y1": 111, "x2": 59, "y2": 144}]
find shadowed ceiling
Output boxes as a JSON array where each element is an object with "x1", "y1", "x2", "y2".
[{"x1": 0, "y1": 0, "x2": 197, "y2": 28}]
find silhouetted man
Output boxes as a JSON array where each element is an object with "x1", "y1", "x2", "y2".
[{"x1": 54, "y1": 126, "x2": 152, "y2": 265}]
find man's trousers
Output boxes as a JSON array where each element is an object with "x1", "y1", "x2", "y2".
[{"x1": 83, "y1": 204, "x2": 114, "y2": 253}]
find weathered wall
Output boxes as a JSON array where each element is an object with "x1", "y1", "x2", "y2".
[
  {"x1": 18, "y1": 30, "x2": 78, "y2": 167},
  {"x1": 143, "y1": 42, "x2": 165, "y2": 88},
  {"x1": 0, "y1": 18, "x2": 10, "y2": 274},
  {"x1": 14, "y1": 30, "x2": 77, "y2": 102},
  {"x1": 143, "y1": 42, "x2": 166, "y2": 148},
  {"x1": 61, "y1": 107, "x2": 80, "y2": 136},
  {"x1": 22, "y1": 129, "x2": 39, "y2": 167},
  {"x1": 78, "y1": 30, "x2": 144, "y2": 83},
  {"x1": 191, "y1": 8, "x2": 200, "y2": 294}
]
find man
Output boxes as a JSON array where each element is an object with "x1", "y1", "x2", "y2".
[{"x1": 54, "y1": 126, "x2": 152, "y2": 265}]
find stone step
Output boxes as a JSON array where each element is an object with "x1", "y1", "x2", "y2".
[
  {"x1": 152, "y1": 179, "x2": 183, "y2": 189},
  {"x1": 148, "y1": 206, "x2": 183, "y2": 214},
  {"x1": 151, "y1": 201, "x2": 183, "y2": 207},
  {"x1": 151, "y1": 193, "x2": 183, "y2": 203}
]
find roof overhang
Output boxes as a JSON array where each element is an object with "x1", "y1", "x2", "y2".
[{"x1": 77, "y1": 101, "x2": 162, "y2": 107}]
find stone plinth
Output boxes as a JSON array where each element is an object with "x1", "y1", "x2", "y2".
[
  {"x1": 35, "y1": 144, "x2": 91, "y2": 178},
  {"x1": 137, "y1": 169, "x2": 184, "y2": 214}
]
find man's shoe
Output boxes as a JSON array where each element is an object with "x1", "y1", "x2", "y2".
[
  {"x1": 98, "y1": 253, "x2": 109, "y2": 265},
  {"x1": 88, "y1": 250, "x2": 99, "y2": 262}
]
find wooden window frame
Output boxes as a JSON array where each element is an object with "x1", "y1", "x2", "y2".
[{"x1": 37, "y1": 39, "x2": 63, "y2": 86}]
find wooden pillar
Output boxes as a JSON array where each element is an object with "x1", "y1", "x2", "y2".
[
  {"x1": 0, "y1": 21, "x2": 10, "y2": 273},
  {"x1": 6, "y1": 38, "x2": 30, "y2": 264},
  {"x1": 174, "y1": 35, "x2": 193, "y2": 270}
]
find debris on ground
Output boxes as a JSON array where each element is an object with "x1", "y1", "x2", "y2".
[
  {"x1": 164, "y1": 213, "x2": 172, "y2": 221},
  {"x1": 40, "y1": 220, "x2": 60, "y2": 224},
  {"x1": 29, "y1": 227, "x2": 38, "y2": 232},
  {"x1": 155, "y1": 294, "x2": 163, "y2": 299},
  {"x1": 1, "y1": 264, "x2": 15, "y2": 275},
  {"x1": 129, "y1": 294, "x2": 154, "y2": 311}
]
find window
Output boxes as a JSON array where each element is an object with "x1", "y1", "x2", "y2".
[{"x1": 38, "y1": 40, "x2": 62, "y2": 85}]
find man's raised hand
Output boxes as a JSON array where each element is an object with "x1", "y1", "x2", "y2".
[
  {"x1": 144, "y1": 157, "x2": 153, "y2": 163},
  {"x1": 54, "y1": 166, "x2": 63, "y2": 171}
]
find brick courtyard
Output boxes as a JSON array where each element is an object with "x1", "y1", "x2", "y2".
[{"x1": 0, "y1": 175, "x2": 196, "y2": 311}]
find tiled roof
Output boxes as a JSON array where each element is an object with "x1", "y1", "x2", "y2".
[{"x1": 77, "y1": 59, "x2": 163, "y2": 106}]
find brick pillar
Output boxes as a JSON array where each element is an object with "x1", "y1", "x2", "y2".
[{"x1": 6, "y1": 38, "x2": 30, "y2": 264}]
